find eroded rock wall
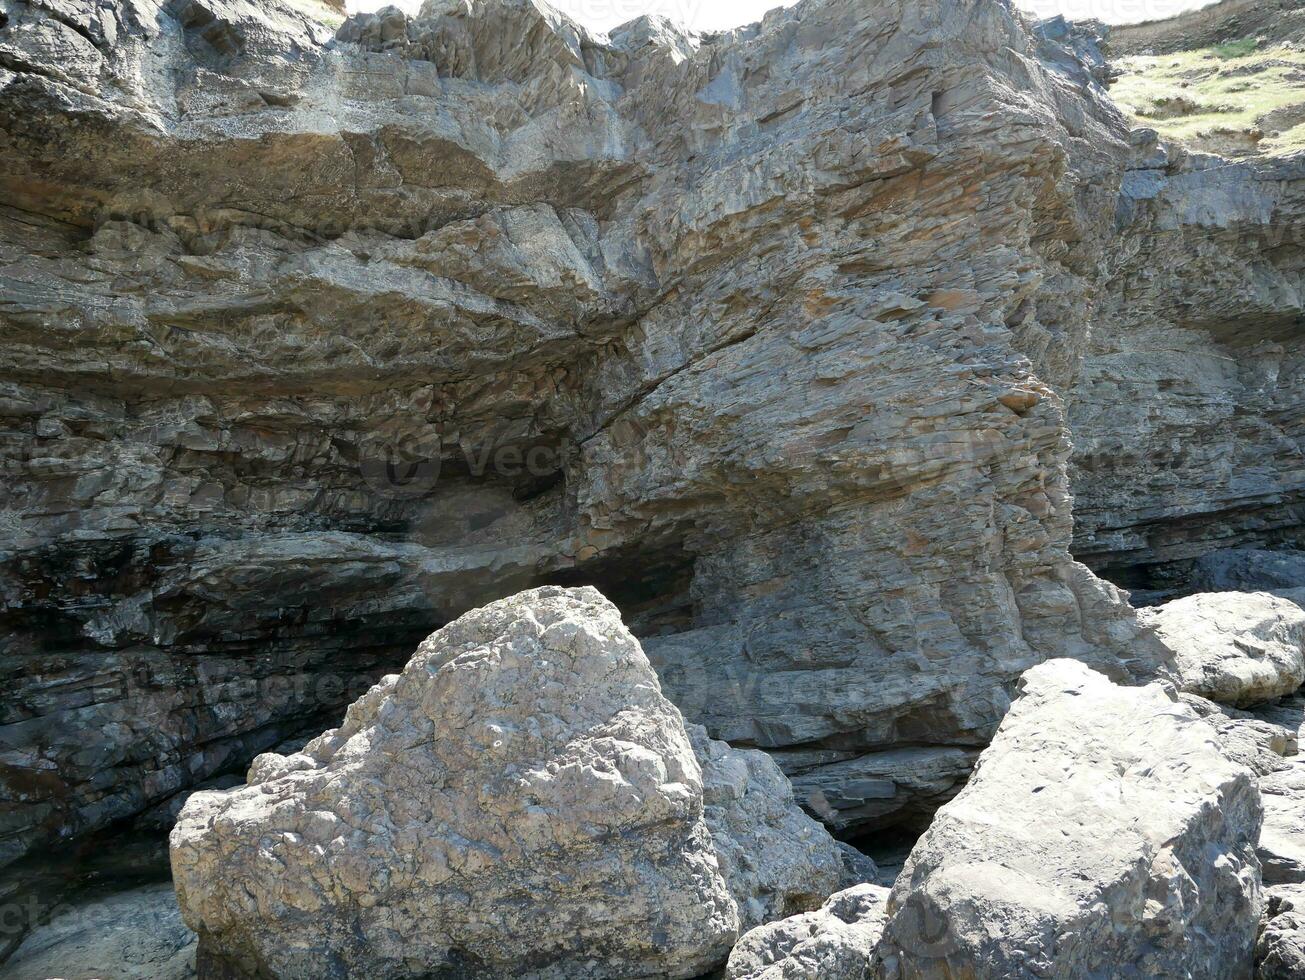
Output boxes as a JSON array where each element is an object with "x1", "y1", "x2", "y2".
[
  {"x1": 0, "y1": 0, "x2": 1165, "y2": 881},
  {"x1": 1068, "y1": 133, "x2": 1305, "y2": 598}
]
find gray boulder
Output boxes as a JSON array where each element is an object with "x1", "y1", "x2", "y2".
[
  {"x1": 691, "y1": 725, "x2": 843, "y2": 932},
  {"x1": 875, "y1": 659, "x2": 1262, "y2": 979},
  {"x1": 835, "y1": 842, "x2": 882, "y2": 891},
  {"x1": 1181, "y1": 693, "x2": 1298, "y2": 776},
  {"x1": 1139, "y1": 592, "x2": 1305, "y2": 707},
  {"x1": 725, "y1": 884, "x2": 891, "y2": 980},
  {"x1": 1257, "y1": 884, "x2": 1305, "y2": 980},
  {"x1": 171, "y1": 586, "x2": 841, "y2": 979}
]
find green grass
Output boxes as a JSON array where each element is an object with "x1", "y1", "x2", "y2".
[
  {"x1": 1212, "y1": 37, "x2": 1260, "y2": 59},
  {"x1": 1111, "y1": 43, "x2": 1305, "y2": 157}
]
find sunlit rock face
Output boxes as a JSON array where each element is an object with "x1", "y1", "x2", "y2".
[
  {"x1": 170, "y1": 587, "x2": 844, "y2": 980},
  {"x1": 0, "y1": 0, "x2": 1168, "y2": 877}
]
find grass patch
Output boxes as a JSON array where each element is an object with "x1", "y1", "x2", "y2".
[
  {"x1": 1212, "y1": 37, "x2": 1259, "y2": 59},
  {"x1": 1110, "y1": 42, "x2": 1305, "y2": 157}
]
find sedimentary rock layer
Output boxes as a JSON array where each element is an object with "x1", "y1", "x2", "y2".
[
  {"x1": 1068, "y1": 131, "x2": 1305, "y2": 596},
  {"x1": 1, "y1": 0, "x2": 1168, "y2": 878}
]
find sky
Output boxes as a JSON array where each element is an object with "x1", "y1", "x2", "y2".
[{"x1": 345, "y1": 0, "x2": 1221, "y2": 35}]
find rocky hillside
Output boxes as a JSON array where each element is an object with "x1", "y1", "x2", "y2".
[{"x1": 1108, "y1": 0, "x2": 1305, "y2": 57}]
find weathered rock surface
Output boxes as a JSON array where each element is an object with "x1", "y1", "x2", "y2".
[
  {"x1": 691, "y1": 723, "x2": 843, "y2": 932},
  {"x1": 875, "y1": 659, "x2": 1263, "y2": 979},
  {"x1": 788, "y1": 746, "x2": 980, "y2": 835},
  {"x1": 835, "y1": 841, "x2": 881, "y2": 891},
  {"x1": 1260, "y1": 761, "x2": 1305, "y2": 886},
  {"x1": 724, "y1": 883, "x2": 891, "y2": 980},
  {"x1": 0, "y1": 0, "x2": 1172, "y2": 879},
  {"x1": 1257, "y1": 883, "x2": 1305, "y2": 980},
  {"x1": 1181, "y1": 693, "x2": 1298, "y2": 777},
  {"x1": 1068, "y1": 131, "x2": 1305, "y2": 596},
  {"x1": 3, "y1": 881, "x2": 196, "y2": 980},
  {"x1": 1107, "y1": 0, "x2": 1305, "y2": 57},
  {"x1": 170, "y1": 586, "x2": 842, "y2": 979},
  {"x1": 1139, "y1": 591, "x2": 1305, "y2": 706}
]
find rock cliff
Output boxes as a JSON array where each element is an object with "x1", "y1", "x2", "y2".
[
  {"x1": 1065, "y1": 5, "x2": 1305, "y2": 598},
  {"x1": 0, "y1": 0, "x2": 1173, "y2": 888},
  {"x1": 1068, "y1": 138, "x2": 1305, "y2": 595}
]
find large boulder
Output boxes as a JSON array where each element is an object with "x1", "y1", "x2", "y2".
[
  {"x1": 1139, "y1": 592, "x2": 1305, "y2": 707},
  {"x1": 875, "y1": 659, "x2": 1262, "y2": 979},
  {"x1": 724, "y1": 884, "x2": 891, "y2": 980},
  {"x1": 170, "y1": 586, "x2": 841, "y2": 979}
]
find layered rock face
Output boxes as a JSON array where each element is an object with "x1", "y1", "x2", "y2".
[
  {"x1": 1, "y1": 0, "x2": 1169, "y2": 880},
  {"x1": 3, "y1": 880, "x2": 196, "y2": 980},
  {"x1": 1191, "y1": 548, "x2": 1305, "y2": 594},
  {"x1": 170, "y1": 586, "x2": 842, "y2": 979},
  {"x1": 1068, "y1": 134, "x2": 1305, "y2": 597},
  {"x1": 875, "y1": 659, "x2": 1263, "y2": 979}
]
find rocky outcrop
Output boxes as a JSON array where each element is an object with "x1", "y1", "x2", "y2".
[
  {"x1": 1260, "y1": 762, "x2": 1305, "y2": 885},
  {"x1": 875, "y1": 659, "x2": 1263, "y2": 979},
  {"x1": 1258, "y1": 883, "x2": 1305, "y2": 980},
  {"x1": 170, "y1": 586, "x2": 842, "y2": 979},
  {"x1": 0, "y1": 0, "x2": 1172, "y2": 881},
  {"x1": 1106, "y1": 0, "x2": 1305, "y2": 57},
  {"x1": 1068, "y1": 133, "x2": 1305, "y2": 596},
  {"x1": 1139, "y1": 592, "x2": 1305, "y2": 706},
  {"x1": 724, "y1": 883, "x2": 891, "y2": 980}
]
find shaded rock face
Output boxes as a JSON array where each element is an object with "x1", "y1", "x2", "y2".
[
  {"x1": 1, "y1": 0, "x2": 1169, "y2": 876},
  {"x1": 1068, "y1": 132, "x2": 1305, "y2": 598},
  {"x1": 876, "y1": 659, "x2": 1263, "y2": 980},
  {"x1": 1140, "y1": 591, "x2": 1305, "y2": 707},
  {"x1": 170, "y1": 586, "x2": 842, "y2": 980},
  {"x1": 3, "y1": 880, "x2": 196, "y2": 980},
  {"x1": 1190, "y1": 548, "x2": 1305, "y2": 595},
  {"x1": 1260, "y1": 762, "x2": 1305, "y2": 886}
]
